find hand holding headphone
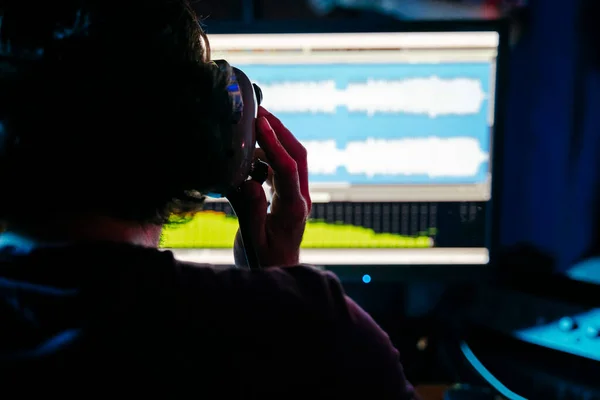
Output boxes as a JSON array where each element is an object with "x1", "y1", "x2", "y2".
[
  {"x1": 212, "y1": 60, "x2": 311, "y2": 269},
  {"x1": 229, "y1": 107, "x2": 312, "y2": 270}
]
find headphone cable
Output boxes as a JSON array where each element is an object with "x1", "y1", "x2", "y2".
[{"x1": 459, "y1": 340, "x2": 528, "y2": 400}]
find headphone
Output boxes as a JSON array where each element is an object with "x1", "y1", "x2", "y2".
[
  {"x1": 208, "y1": 59, "x2": 267, "y2": 198},
  {"x1": 206, "y1": 60, "x2": 268, "y2": 270}
]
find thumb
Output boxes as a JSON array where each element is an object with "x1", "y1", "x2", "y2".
[{"x1": 227, "y1": 179, "x2": 268, "y2": 251}]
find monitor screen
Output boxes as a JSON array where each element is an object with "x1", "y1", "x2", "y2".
[{"x1": 160, "y1": 30, "x2": 501, "y2": 266}]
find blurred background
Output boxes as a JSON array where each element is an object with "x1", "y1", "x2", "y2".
[
  {"x1": 193, "y1": 0, "x2": 526, "y2": 21},
  {"x1": 166, "y1": 1, "x2": 600, "y2": 398}
]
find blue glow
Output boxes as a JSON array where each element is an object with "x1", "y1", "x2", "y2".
[
  {"x1": 558, "y1": 316, "x2": 576, "y2": 331},
  {"x1": 362, "y1": 274, "x2": 371, "y2": 284},
  {"x1": 460, "y1": 341, "x2": 527, "y2": 400},
  {"x1": 567, "y1": 257, "x2": 600, "y2": 285},
  {"x1": 0, "y1": 329, "x2": 81, "y2": 361},
  {"x1": 514, "y1": 309, "x2": 600, "y2": 362},
  {"x1": 586, "y1": 326, "x2": 599, "y2": 338}
]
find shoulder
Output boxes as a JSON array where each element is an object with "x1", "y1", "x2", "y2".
[
  {"x1": 173, "y1": 259, "x2": 348, "y2": 320},
  {"x1": 146, "y1": 253, "x2": 417, "y2": 398}
]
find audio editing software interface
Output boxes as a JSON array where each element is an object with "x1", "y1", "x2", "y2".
[{"x1": 162, "y1": 31, "x2": 500, "y2": 266}]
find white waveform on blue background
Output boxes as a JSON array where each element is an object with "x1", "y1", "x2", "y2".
[
  {"x1": 302, "y1": 136, "x2": 488, "y2": 178},
  {"x1": 256, "y1": 76, "x2": 487, "y2": 117}
]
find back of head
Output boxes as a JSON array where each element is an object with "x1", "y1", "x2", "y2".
[{"x1": 0, "y1": 0, "x2": 234, "y2": 225}]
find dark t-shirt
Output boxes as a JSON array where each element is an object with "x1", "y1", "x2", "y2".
[{"x1": 0, "y1": 243, "x2": 417, "y2": 399}]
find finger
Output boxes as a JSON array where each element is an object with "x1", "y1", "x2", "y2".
[
  {"x1": 258, "y1": 107, "x2": 311, "y2": 212},
  {"x1": 227, "y1": 179, "x2": 268, "y2": 252},
  {"x1": 253, "y1": 148, "x2": 274, "y2": 187},
  {"x1": 258, "y1": 107, "x2": 305, "y2": 160},
  {"x1": 254, "y1": 148, "x2": 269, "y2": 163},
  {"x1": 266, "y1": 166, "x2": 274, "y2": 189},
  {"x1": 255, "y1": 117, "x2": 301, "y2": 203}
]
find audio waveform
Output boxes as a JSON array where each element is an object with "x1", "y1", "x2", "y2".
[
  {"x1": 302, "y1": 137, "x2": 488, "y2": 178},
  {"x1": 160, "y1": 211, "x2": 434, "y2": 249},
  {"x1": 257, "y1": 77, "x2": 486, "y2": 117}
]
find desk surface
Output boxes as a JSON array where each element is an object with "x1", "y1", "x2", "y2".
[{"x1": 415, "y1": 385, "x2": 450, "y2": 400}]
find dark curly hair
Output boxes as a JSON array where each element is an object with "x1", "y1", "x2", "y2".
[{"x1": 0, "y1": 0, "x2": 234, "y2": 225}]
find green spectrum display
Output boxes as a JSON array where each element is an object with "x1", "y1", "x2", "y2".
[{"x1": 160, "y1": 211, "x2": 434, "y2": 249}]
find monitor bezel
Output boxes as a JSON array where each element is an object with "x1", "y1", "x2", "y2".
[{"x1": 201, "y1": 19, "x2": 510, "y2": 282}]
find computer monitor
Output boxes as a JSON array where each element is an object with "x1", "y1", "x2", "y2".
[{"x1": 160, "y1": 23, "x2": 506, "y2": 273}]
